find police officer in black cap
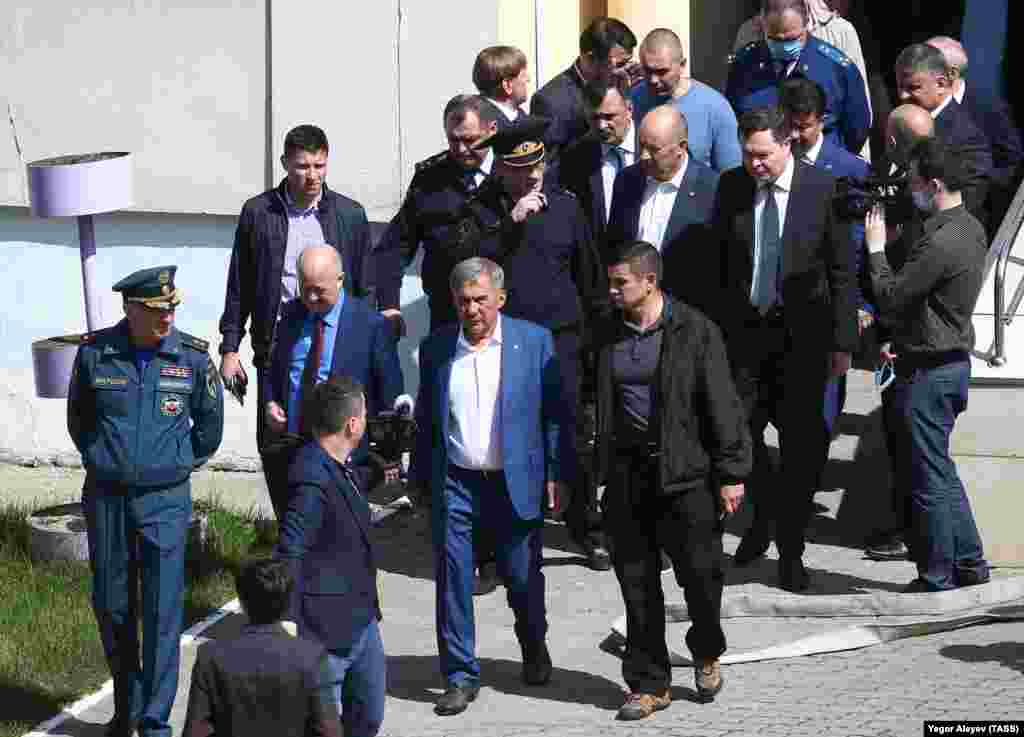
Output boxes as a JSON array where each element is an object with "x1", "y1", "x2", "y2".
[
  {"x1": 68, "y1": 266, "x2": 224, "y2": 737},
  {"x1": 451, "y1": 115, "x2": 610, "y2": 572}
]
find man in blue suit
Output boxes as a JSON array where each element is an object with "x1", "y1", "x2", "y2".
[
  {"x1": 606, "y1": 104, "x2": 721, "y2": 319},
  {"x1": 263, "y1": 244, "x2": 403, "y2": 521},
  {"x1": 411, "y1": 257, "x2": 564, "y2": 716},
  {"x1": 779, "y1": 78, "x2": 870, "y2": 438},
  {"x1": 726, "y1": 0, "x2": 870, "y2": 156},
  {"x1": 277, "y1": 376, "x2": 385, "y2": 737}
]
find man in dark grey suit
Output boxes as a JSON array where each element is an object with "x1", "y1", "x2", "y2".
[
  {"x1": 715, "y1": 106, "x2": 858, "y2": 591},
  {"x1": 183, "y1": 558, "x2": 340, "y2": 737},
  {"x1": 606, "y1": 104, "x2": 720, "y2": 318}
]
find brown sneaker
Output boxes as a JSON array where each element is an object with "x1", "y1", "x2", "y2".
[
  {"x1": 695, "y1": 658, "x2": 724, "y2": 702},
  {"x1": 616, "y1": 690, "x2": 671, "y2": 720}
]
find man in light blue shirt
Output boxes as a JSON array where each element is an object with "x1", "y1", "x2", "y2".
[
  {"x1": 631, "y1": 28, "x2": 742, "y2": 173},
  {"x1": 286, "y1": 287, "x2": 343, "y2": 434}
]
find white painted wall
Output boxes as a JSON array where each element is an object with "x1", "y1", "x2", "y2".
[{"x1": 0, "y1": 208, "x2": 428, "y2": 469}]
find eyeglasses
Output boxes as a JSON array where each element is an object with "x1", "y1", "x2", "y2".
[{"x1": 874, "y1": 359, "x2": 895, "y2": 392}]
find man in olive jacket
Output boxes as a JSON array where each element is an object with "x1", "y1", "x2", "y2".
[{"x1": 589, "y1": 241, "x2": 751, "y2": 721}]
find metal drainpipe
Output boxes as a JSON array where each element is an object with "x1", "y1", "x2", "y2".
[{"x1": 534, "y1": 0, "x2": 545, "y2": 88}]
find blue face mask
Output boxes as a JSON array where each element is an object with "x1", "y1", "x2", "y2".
[{"x1": 767, "y1": 38, "x2": 804, "y2": 62}]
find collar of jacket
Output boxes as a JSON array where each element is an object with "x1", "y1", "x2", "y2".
[
  {"x1": 273, "y1": 178, "x2": 334, "y2": 216},
  {"x1": 922, "y1": 204, "x2": 968, "y2": 237},
  {"x1": 102, "y1": 319, "x2": 181, "y2": 358}
]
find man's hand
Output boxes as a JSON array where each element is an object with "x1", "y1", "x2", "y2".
[
  {"x1": 511, "y1": 191, "x2": 547, "y2": 223},
  {"x1": 380, "y1": 308, "x2": 406, "y2": 338},
  {"x1": 546, "y1": 480, "x2": 566, "y2": 519},
  {"x1": 880, "y1": 341, "x2": 898, "y2": 362},
  {"x1": 831, "y1": 351, "x2": 852, "y2": 377},
  {"x1": 220, "y1": 351, "x2": 247, "y2": 384},
  {"x1": 719, "y1": 483, "x2": 745, "y2": 517},
  {"x1": 265, "y1": 401, "x2": 287, "y2": 433}
]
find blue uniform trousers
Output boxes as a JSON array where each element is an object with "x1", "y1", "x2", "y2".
[
  {"x1": 886, "y1": 357, "x2": 989, "y2": 590},
  {"x1": 435, "y1": 465, "x2": 547, "y2": 687},
  {"x1": 82, "y1": 477, "x2": 190, "y2": 737},
  {"x1": 327, "y1": 619, "x2": 386, "y2": 737}
]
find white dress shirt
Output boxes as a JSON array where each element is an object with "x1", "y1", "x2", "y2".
[
  {"x1": 800, "y1": 132, "x2": 825, "y2": 166},
  {"x1": 750, "y1": 155, "x2": 795, "y2": 305},
  {"x1": 487, "y1": 97, "x2": 521, "y2": 123},
  {"x1": 601, "y1": 123, "x2": 636, "y2": 220},
  {"x1": 447, "y1": 315, "x2": 503, "y2": 470},
  {"x1": 638, "y1": 157, "x2": 688, "y2": 251},
  {"x1": 931, "y1": 94, "x2": 954, "y2": 120},
  {"x1": 954, "y1": 82, "x2": 966, "y2": 105}
]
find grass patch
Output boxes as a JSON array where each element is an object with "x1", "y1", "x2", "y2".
[{"x1": 0, "y1": 496, "x2": 277, "y2": 737}]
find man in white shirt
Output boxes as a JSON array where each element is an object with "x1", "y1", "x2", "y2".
[
  {"x1": 411, "y1": 257, "x2": 566, "y2": 717},
  {"x1": 473, "y1": 46, "x2": 530, "y2": 131}
]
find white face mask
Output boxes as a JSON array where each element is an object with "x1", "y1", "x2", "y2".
[{"x1": 911, "y1": 188, "x2": 936, "y2": 212}]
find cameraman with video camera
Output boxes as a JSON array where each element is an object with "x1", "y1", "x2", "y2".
[{"x1": 864, "y1": 136, "x2": 990, "y2": 592}]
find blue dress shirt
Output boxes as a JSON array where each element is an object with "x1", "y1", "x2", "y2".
[{"x1": 287, "y1": 293, "x2": 344, "y2": 433}]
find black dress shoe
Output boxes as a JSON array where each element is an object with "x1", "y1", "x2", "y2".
[
  {"x1": 473, "y1": 561, "x2": 499, "y2": 596},
  {"x1": 104, "y1": 716, "x2": 137, "y2": 737},
  {"x1": 434, "y1": 684, "x2": 480, "y2": 716},
  {"x1": 864, "y1": 532, "x2": 909, "y2": 561},
  {"x1": 733, "y1": 528, "x2": 771, "y2": 566},
  {"x1": 778, "y1": 558, "x2": 809, "y2": 592},
  {"x1": 584, "y1": 544, "x2": 612, "y2": 571},
  {"x1": 522, "y1": 641, "x2": 553, "y2": 685}
]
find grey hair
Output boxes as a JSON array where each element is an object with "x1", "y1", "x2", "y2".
[
  {"x1": 296, "y1": 244, "x2": 343, "y2": 290},
  {"x1": 449, "y1": 257, "x2": 505, "y2": 292}
]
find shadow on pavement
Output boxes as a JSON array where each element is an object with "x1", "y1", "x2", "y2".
[
  {"x1": 385, "y1": 654, "x2": 624, "y2": 710},
  {"x1": 0, "y1": 679, "x2": 81, "y2": 734},
  {"x1": 723, "y1": 555, "x2": 908, "y2": 594},
  {"x1": 26, "y1": 715, "x2": 110, "y2": 736},
  {"x1": 939, "y1": 641, "x2": 1024, "y2": 675}
]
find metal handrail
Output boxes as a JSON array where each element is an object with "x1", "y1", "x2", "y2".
[{"x1": 986, "y1": 177, "x2": 1024, "y2": 367}]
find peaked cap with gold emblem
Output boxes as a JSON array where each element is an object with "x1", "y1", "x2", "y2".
[
  {"x1": 474, "y1": 115, "x2": 551, "y2": 167},
  {"x1": 112, "y1": 265, "x2": 183, "y2": 309}
]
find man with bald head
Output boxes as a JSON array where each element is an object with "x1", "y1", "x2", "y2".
[
  {"x1": 606, "y1": 104, "x2": 721, "y2": 316},
  {"x1": 631, "y1": 28, "x2": 741, "y2": 172},
  {"x1": 263, "y1": 244, "x2": 403, "y2": 521},
  {"x1": 928, "y1": 35, "x2": 1022, "y2": 231}
]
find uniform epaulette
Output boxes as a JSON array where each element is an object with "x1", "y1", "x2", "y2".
[
  {"x1": 415, "y1": 150, "x2": 448, "y2": 173},
  {"x1": 179, "y1": 332, "x2": 210, "y2": 352},
  {"x1": 729, "y1": 41, "x2": 761, "y2": 65},
  {"x1": 814, "y1": 37, "x2": 852, "y2": 67}
]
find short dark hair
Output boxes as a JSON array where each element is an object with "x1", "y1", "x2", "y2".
[
  {"x1": 283, "y1": 125, "x2": 329, "y2": 158},
  {"x1": 609, "y1": 240, "x2": 662, "y2": 285},
  {"x1": 443, "y1": 94, "x2": 498, "y2": 128},
  {"x1": 235, "y1": 558, "x2": 294, "y2": 625},
  {"x1": 306, "y1": 375, "x2": 365, "y2": 438},
  {"x1": 473, "y1": 46, "x2": 528, "y2": 98},
  {"x1": 582, "y1": 74, "x2": 631, "y2": 111},
  {"x1": 738, "y1": 106, "x2": 792, "y2": 145},
  {"x1": 580, "y1": 17, "x2": 637, "y2": 61},
  {"x1": 908, "y1": 137, "x2": 965, "y2": 193},
  {"x1": 762, "y1": 0, "x2": 808, "y2": 21},
  {"x1": 778, "y1": 78, "x2": 826, "y2": 119},
  {"x1": 895, "y1": 43, "x2": 950, "y2": 78}
]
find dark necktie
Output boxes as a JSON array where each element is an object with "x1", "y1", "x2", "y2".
[
  {"x1": 464, "y1": 169, "x2": 480, "y2": 191},
  {"x1": 755, "y1": 185, "x2": 781, "y2": 313},
  {"x1": 298, "y1": 316, "x2": 325, "y2": 435}
]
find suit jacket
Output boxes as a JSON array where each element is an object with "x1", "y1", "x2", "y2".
[
  {"x1": 483, "y1": 99, "x2": 529, "y2": 132},
  {"x1": 183, "y1": 623, "x2": 340, "y2": 737},
  {"x1": 530, "y1": 65, "x2": 590, "y2": 161},
  {"x1": 934, "y1": 98, "x2": 994, "y2": 230},
  {"x1": 277, "y1": 441, "x2": 380, "y2": 652},
  {"x1": 263, "y1": 296, "x2": 402, "y2": 465},
  {"x1": 410, "y1": 316, "x2": 562, "y2": 526},
  {"x1": 962, "y1": 85, "x2": 1023, "y2": 229},
  {"x1": 713, "y1": 160, "x2": 858, "y2": 355},
  {"x1": 558, "y1": 129, "x2": 639, "y2": 245},
  {"x1": 605, "y1": 159, "x2": 721, "y2": 316}
]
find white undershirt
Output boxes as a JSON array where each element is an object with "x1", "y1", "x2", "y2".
[
  {"x1": 638, "y1": 158, "x2": 688, "y2": 251},
  {"x1": 601, "y1": 123, "x2": 636, "y2": 220},
  {"x1": 447, "y1": 315, "x2": 503, "y2": 470}
]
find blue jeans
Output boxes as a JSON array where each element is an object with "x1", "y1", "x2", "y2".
[
  {"x1": 887, "y1": 359, "x2": 989, "y2": 590},
  {"x1": 327, "y1": 619, "x2": 386, "y2": 737}
]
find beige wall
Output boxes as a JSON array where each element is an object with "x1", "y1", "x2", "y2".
[{"x1": 607, "y1": 0, "x2": 689, "y2": 59}]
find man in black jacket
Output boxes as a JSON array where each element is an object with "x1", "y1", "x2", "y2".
[
  {"x1": 591, "y1": 241, "x2": 751, "y2": 721},
  {"x1": 218, "y1": 124, "x2": 377, "y2": 493}
]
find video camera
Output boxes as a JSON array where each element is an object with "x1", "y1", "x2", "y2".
[
  {"x1": 833, "y1": 168, "x2": 913, "y2": 224},
  {"x1": 366, "y1": 399, "x2": 417, "y2": 466}
]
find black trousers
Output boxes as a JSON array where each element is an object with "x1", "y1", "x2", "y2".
[
  {"x1": 730, "y1": 315, "x2": 830, "y2": 561},
  {"x1": 605, "y1": 451, "x2": 726, "y2": 694},
  {"x1": 256, "y1": 364, "x2": 299, "y2": 522}
]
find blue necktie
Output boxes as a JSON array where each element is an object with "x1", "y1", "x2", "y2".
[{"x1": 755, "y1": 185, "x2": 781, "y2": 313}]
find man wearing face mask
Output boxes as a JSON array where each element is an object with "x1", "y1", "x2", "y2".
[
  {"x1": 864, "y1": 136, "x2": 990, "y2": 593},
  {"x1": 726, "y1": 0, "x2": 870, "y2": 156}
]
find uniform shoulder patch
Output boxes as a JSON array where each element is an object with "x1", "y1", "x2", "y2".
[
  {"x1": 178, "y1": 331, "x2": 210, "y2": 352},
  {"x1": 415, "y1": 150, "x2": 448, "y2": 173},
  {"x1": 814, "y1": 38, "x2": 852, "y2": 67}
]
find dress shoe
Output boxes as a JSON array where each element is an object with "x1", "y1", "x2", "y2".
[
  {"x1": 616, "y1": 690, "x2": 671, "y2": 720},
  {"x1": 584, "y1": 544, "x2": 612, "y2": 571},
  {"x1": 434, "y1": 684, "x2": 480, "y2": 716},
  {"x1": 695, "y1": 658, "x2": 724, "y2": 702},
  {"x1": 733, "y1": 528, "x2": 771, "y2": 566},
  {"x1": 903, "y1": 578, "x2": 937, "y2": 593},
  {"x1": 778, "y1": 557, "x2": 809, "y2": 592},
  {"x1": 473, "y1": 561, "x2": 499, "y2": 596},
  {"x1": 104, "y1": 716, "x2": 137, "y2": 737},
  {"x1": 864, "y1": 532, "x2": 908, "y2": 561},
  {"x1": 521, "y1": 641, "x2": 553, "y2": 685}
]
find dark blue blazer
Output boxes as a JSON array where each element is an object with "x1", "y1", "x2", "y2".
[
  {"x1": 558, "y1": 128, "x2": 640, "y2": 244},
  {"x1": 814, "y1": 140, "x2": 870, "y2": 309},
  {"x1": 264, "y1": 295, "x2": 402, "y2": 464},
  {"x1": 605, "y1": 158, "x2": 721, "y2": 316},
  {"x1": 934, "y1": 99, "x2": 994, "y2": 229},
  {"x1": 277, "y1": 441, "x2": 379, "y2": 652},
  {"x1": 530, "y1": 65, "x2": 590, "y2": 163},
  {"x1": 410, "y1": 316, "x2": 562, "y2": 527},
  {"x1": 483, "y1": 100, "x2": 529, "y2": 132}
]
